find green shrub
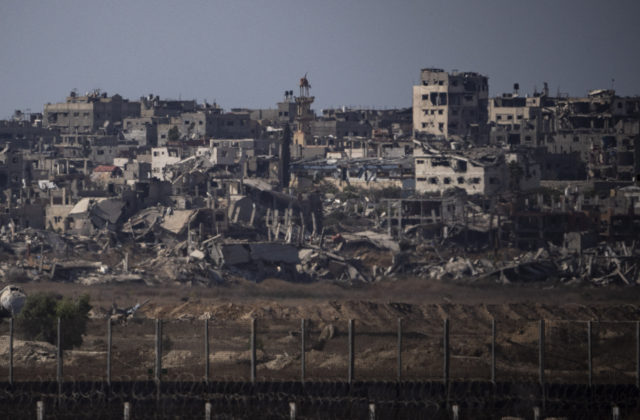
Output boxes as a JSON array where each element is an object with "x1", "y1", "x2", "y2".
[
  {"x1": 337, "y1": 185, "x2": 361, "y2": 201},
  {"x1": 17, "y1": 293, "x2": 92, "y2": 350},
  {"x1": 372, "y1": 186, "x2": 402, "y2": 200}
]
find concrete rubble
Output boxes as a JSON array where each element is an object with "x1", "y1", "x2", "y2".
[
  {"x1": 0, "y1": 175, "x2": 639, "y2": 290},
  {"x1": 0, "y1": 76, "x2": 638, "y2": 292}
]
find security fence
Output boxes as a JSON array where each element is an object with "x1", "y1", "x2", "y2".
[
  {"x1": 2, "y1": 317, "x2": 640, "y2": 419},
  {"x1": 2, "y1": 317, "x2": 640, "y2": 385}
]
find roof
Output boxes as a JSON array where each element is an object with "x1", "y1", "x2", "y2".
[
  {"x1": 160, "y1": 209, "x2": 197, "y2": 235},
  {"x1": 90, "y1": 199, "x2": 125, "y2": 225},
  {"x1": 242, "y1": 178, "x2": 273, "y2": 191},
  {"x1": 93, "y1": 165, "x2": 119, "y2": 173},
  {"x1": 69, "y1": 197, "x2": 107, "y2": 215},
  {"x1": 415, "y1": 145, "x2": 505, "y2": 168}
]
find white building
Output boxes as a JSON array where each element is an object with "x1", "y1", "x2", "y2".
[
  {"x1": 151, "y1": 147, "x2": 183, "y2": 180},
  {"x1": 414, "y1": 148, "x2": 540, "y2": 196}
]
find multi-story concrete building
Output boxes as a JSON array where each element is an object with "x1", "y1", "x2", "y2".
[
  {"x1": 488, "y1": 85, "x2": 555, "y2": 147},
  {"x1": 0, "y1": 112, "x2": 58, "y2": 149},
  {"x1": 150, "y1": 147, "x2": 185, "y2": 180},
  {"x1": 0, "y1": 145, "x2": 29, "y2": 195},
  {"x1": 312, "y1": 109, "x2": 372, "y2": 140},
  {"x1": 412, "y1": 69, "x2": 489, "y2": 143},
  {"x1": 549, "y1": 90, "x2": 640, "y2": 181},
  {"x1": 123, "y1": 116, "x2": 159, "y2": 147},
  {"x1": 140, "y1": 95, "x2": 198, "y2": 118},
  {"x1": 44, "y1": 90, "x2": 140, "y2": 134},
  {"x1": 414, "y1": 147, "x2": 540, "y2": 196},
  {"x1": 208, "y1": 111, "x2": 258, "y2": 139}
]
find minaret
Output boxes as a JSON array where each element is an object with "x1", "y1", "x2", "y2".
[{"x1": 293, "y1": 74, "x2": 314, "y2": 147}]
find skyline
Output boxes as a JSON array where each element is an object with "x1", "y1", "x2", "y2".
[{"x1": 1, "y1": 0, "x2": 639, "y2": 119}]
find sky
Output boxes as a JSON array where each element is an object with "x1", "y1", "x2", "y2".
[{"x1": 1, "y1": 0, "x2": 639, "y2": 119}]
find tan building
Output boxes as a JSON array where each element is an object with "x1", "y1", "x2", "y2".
[
  {"x1": 44, "y1": 90, "x2": 139, "y2": 134},
  {"x1": 414, "y1": 148, "x2": 540, "y2": 196},
  {"x1": 90, "y1": 165, "x2": 123, "y2": 186},
  {"x1": 488, "y1": 90, "x2": 554, "y2": 147},
  {"x1": 412, "y1": 68, "x2": 489, "y2": 143}
]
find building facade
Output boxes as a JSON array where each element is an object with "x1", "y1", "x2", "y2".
[
  {"x1": 44, "y1": 90, "x2": 140, "y2": 134},
  {"x1": 412, "y1": 69, "x2": 489, "y2": 143}
]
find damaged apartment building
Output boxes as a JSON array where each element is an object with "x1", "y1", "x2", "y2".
[
  {"x1": 44, "y1": 90, "x2": 140, "y2": 134},
  {"x1": 412, "y1": 68, "x2": 489, "y2": 144},
  {"x1": 552, "y1": 90, "x2": 640, "y2": 182},
  {"x1": 0, "y1": 69, "x2": 638, "y2": 287},
  {"x1": 290, "y1": 156, "x2": 415, "y2": 191},
  {"x1": 489, "y1": 86, "x2": 640, "y2": 182},
  {"x1": 414, "y1": 146, "x2": 541, "y2": 196}
]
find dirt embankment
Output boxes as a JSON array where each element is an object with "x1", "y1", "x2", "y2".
[
  {"x1": 16, "y1": 275, "x2": 640, "y2": 324},
  {"x1": 137, "y1": 299, "x2": 640, "y2": 326},
  {"x1": 5, "y1": 278, "x2": 640, "y2": 383}
]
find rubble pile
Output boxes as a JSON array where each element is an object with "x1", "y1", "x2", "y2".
[
  {"x1": 388, "y1": 241, "x2": 640, "y2": 287},
  {"x1": 0, "y1": 204, "x2": 399, "y2": 286},
  {"x1": 1, "y1": 193, "x2": 640, "y2": 289},
  {"x1": 0, "y1": 151, "x2": 639, "y2": 290}
]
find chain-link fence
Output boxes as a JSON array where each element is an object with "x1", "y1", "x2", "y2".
[
  {"x1": 3, "y1": 317, "x2": 640, "y2": 418},
  {"x1": 2, "y1": 317, "x2": 640, "y2": 384}
]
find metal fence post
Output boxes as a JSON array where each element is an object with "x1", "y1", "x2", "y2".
[
  {"x1": 444, "y1": 318, "x2": 450, "y2": 386},
  {"x1": 251, "y1": 318, "x2": 256, "y2": 383},
  {"x1": 636, "y1": 321, "x2": 640, "y2": 389},
  {"x1": 155, "y1": 319, "x2": 162, "y2": 383},
  {"x1": 204, "y1": 318, "x2": 210, "y2": 383},
  {"x1": 205, "y1": 401, "x2": 212, "y2": 420},
  {"x1": 57, "y1": 317, "x2": 63, "y2": 383},
  {"x1": 107, "y1": 318, "x2": 112, "y2": 386},
  {"x1": 124, "y1": 402, "x2": 131, "y2": 420},
  {"x1": 289, "y1": 401, "x2": 297, "y2": 420},
  {"x1": 397, "y1": 318, "x2": 402, "y2": 382},
  {"x1": 491, "y1": 318, "x2": 496, "y2": 383},
  {"x1": 300, "y1": 319, "x2": 306, "y2": 383},
  {"x1": 587, "y1": 320, "x2": 592, "y2": 387},
  {"x1": 348, "y1": 319, "x2": 354, "y2": 384},
  {"x1": 37, "y1": 400, "x2": 44, "y2": 420},
  {"x1": 9, "y1": 317, "x2": 14, "y2": 385},
  {"x1": 539, "y1": 319, "x2": 545, "y2": 386}
]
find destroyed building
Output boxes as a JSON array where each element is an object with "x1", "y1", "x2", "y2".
[
  {"x1": 414, "y1": 147, "x2": 540, "y2": 196},
  {"x1": 412, "y1": 68, "x2": 489, "y2": 144},
  {"x1": 488, "y1": 83, "x2": 555, "y2": 147},
  {"x1": 489, "y1": 86, "x2": 640, "y2": 182},
  {"x1": 0, "y1": 113, "x2": 58, "y2": 150},
  {"x1": 0, "y1": 68, "x2": 638, "y2": 292},
  {"x1": 290, "y1": 157, "x2": 414, "y2": 191}
]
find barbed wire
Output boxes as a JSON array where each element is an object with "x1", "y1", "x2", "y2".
[
  {"x1": 3, "y1": 317, "x2": 640, "y2": 417},
  {"x1": 1, "y1": 379, "x2": 640, "y2": 418}
]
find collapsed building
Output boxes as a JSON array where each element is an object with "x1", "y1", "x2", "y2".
[
  {"x1": 0, "y1": 70, "x2": 638, "y2": 292},
  {"x1": 489, "y1": 87, "x2": 640, "y2": 182},
  {"x1": 290, "y1": 157, "x2": 414, "y2": 191},
  {"x1": 414, "y1": 146, "x2": 541, "y2": 196}
]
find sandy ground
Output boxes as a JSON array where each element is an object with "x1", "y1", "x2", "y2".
[
  {"x1": 2, "y1": 277, "x2": 640, "y2": 383},
  {"x1": 17, "y1": 275, "x2": 640, "y2": 312}
]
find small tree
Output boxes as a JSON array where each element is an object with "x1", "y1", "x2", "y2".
[
  {"x1": 17, "y1": 293, "x2": 92, "y2": 350},
  {"x1": 168, "y1": 125, "x2": 181, "y2": 142},
  {"x1": 508, "y1": 161, "x2": 524, "y2": 192}
]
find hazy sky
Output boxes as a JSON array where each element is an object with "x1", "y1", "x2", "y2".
[{"x1": 1, "y1": 0, "x2": 639, "y2": 119}]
